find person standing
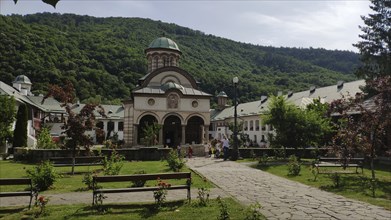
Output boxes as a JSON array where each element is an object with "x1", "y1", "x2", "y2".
[
  {"x1": 204, "y1": 141, "x2": 210, "y2": 158},
  {"x1": 187, "y1": 145, "x2": 193, "y2": 158},
  {"x1": 222, "y1": 135, "x2": 229, "y2": 161}
]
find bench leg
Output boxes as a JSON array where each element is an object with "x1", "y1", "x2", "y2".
[
  {"x1": 92, "y1": 192, "x2": 96, "y2": 206},
  {"x1": 29, "y1": 195, "x2": 33, "y2": 210},
  {"x1": 187, "y1": 188, "x2": 191, "y2": 203}
]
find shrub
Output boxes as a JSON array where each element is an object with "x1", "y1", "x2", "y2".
[
  {"x1": 287, "y1": 155, "x2": 301, "y2": 176},
  {"x1": 329, "y1": 173, "x2": 341, "y2": 188},
  {"x1": 310, "y1": 160, "x2": 319, "y2": 181},
  {"x1": 34, "y1": 195, "x2": 49, "y2": 217},
  {"x1": 244, "y1": 202, "x2": 263, "y2": 220},
  {"x1": 103, "y1": 150, "x2": 124, "y2": 175},
  {"x1": 153, "y1": 178, "x2": 171, "y2": 209},
  {"x1": 197, "y1": 177, "x2": 210, "y2": 207},
  {"x1": 258, "y1": 154, "x2": 269, "y2": 167},
  {"x1": 273, "y1": 147, "x2": 286, "y2": 159},
  {"x1": 82, "y1": 172, "x2": 97, "y2": 190},
  {"x1": 26, "y1": 161, "x2": 60, "y2": 191},
  {"x1": 217, "y1": 196, "x2": 230, "y2": 220},
  {"x1": 131, "y1": 170, "x2": 147, "y2": 187},
  {"x1": 166, "y1": 150, "x2": 184, "y2": 172}
]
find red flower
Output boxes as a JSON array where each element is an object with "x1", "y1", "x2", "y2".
[{"x1": 39, "y1": 196, "x2": 45, "y2": 202}]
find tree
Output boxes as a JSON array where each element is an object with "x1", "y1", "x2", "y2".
[
  {"x1": 0, "y1": 96, "x2": 15, "y2": 152},
  {"x1": 13, "y1": 103, "x2": 28, "y2": 150},
  {"x1": 142, "y1": 122, "x2": 162, "y2": 146},
  {"x1": 43, "y1": 81, "x2": 105, "y2": 174},
  {"x1": 329, "y1": 76, "x2": 391, "y2": 197},
  {"x1": 354, "y1": 0, "x2": 391, "y2": 79},
  {"x1": 37, "y1": 126, "x2": 57, "y2": 149},
  {"x1": 262, "y1": 96, "x2": 333, "y2": 154}
]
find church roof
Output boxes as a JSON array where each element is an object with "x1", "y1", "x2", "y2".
[
  {"x1": 211, "y1": 96, "x2": 268, "y2": 121},
  {"x1": 13, "y1": 75, "x2": 32, "y2": 85},
  {"x1": 133, "y1": 86, "x2": 211, "y2": 97},
  {"x1": 0, "y1": 81, "x2": 65, "y2": 113},
  {"x1": 148, "y1": 37, "x2": 180, "y2": 51},
  {"x1": 71, "y1": 104, "x2": 124, "y2": 119},
  {"x1": 211, "y1": 80, "x2": 366, "y2": 121}
]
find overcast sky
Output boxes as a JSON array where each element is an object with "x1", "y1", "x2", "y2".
[{"x1": 0, "y1": 0, "x2": 372, "y2": 52}]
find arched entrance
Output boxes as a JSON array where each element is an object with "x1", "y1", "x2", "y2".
[
  {"x1": 186, "y1": 116, "x2": 204, "y2": 144},
  {"x1": 163, "y1": 115, "x2": 182, "y2": 147},
  {"x1": 138, "y1": 115, "x2": 158, "y2": 145}
]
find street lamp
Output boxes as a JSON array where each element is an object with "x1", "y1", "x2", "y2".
[{"x1": 231, "y1": 76, "x2": 239, "y2": 161}]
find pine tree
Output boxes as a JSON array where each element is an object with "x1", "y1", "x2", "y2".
[
  {"x1": 354, "y1": 0, "x2": 391, "y2": 79},
  {"x1": 13, "y1": 103, "x2": 28, "y2": 149}
]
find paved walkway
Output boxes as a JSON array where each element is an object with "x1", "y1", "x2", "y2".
[{"x1": 186, "y1": 157, "x2": 391, "y2": 220}]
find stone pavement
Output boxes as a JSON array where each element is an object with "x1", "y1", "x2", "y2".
[
  {"x1": 186, "y1": 157, "x2": 391, "y2": 220},
  {"x1": 0, "y1": 188, "x2": 226, "y2": 207}
]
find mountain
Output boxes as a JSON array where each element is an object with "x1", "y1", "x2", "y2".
[{"x1": 0, "y1": 13, "x2": 361, "y2": 104}]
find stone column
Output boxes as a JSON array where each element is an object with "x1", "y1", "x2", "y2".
[
  {"x1": 159, "y1": 126, "x2": 163, "y2": 145},
  {"x1": 181, "y1": 125, "x2": 186, "y2": 145},
  {"x1": 123, "y1": 100, "x2": 134, "y2": 147},
  {"x1": 103, "y1": 121, "x2": 108, "y2": 141},
  {"x1": 113, "y1": 121, "x2": 118, "y2": 133},
  {"x1": 134, "y1": 125, "x2": 138, "y2": 145},
  {"x1": 200, "y1": 125, "x2": 205, "y2": 144},
  {"x1": 204, "y1": 125, "x2": 210, "y2": 142}
]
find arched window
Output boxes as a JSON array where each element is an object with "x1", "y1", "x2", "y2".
[
  {"x1": 148, "y1": 57, "x2": 152, "y2": 71},
  {"x1": 170, "y1": 57, "x2": 174, "y2": 66},
  {"x1": 163, "y1": 56, "x2": 167, "y2": 67},
  {"x1": 154, "y1": 56, "x2": 159, "y2": 70}
]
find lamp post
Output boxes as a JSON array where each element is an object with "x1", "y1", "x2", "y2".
[{"x1": 232, "y1": 76, "x2": 239, "y2": 161}]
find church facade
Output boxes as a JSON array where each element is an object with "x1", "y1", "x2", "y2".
[{"x1": 123, "y1": 37, "x2": 212, "y2": 147}]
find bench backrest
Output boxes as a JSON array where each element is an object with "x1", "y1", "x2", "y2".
[
  {"x1": 93, "y1": 172, "x2": 191, "y2": 183},
  {"x1": 319, "y1": 157, "x2": 365, "y2": 165},
  {"x1": 50, "y1": 156, "x2": 105, "y2": 163},
  {"x1": 0, "y1": 178, "x2": 32, "y2": 185}
]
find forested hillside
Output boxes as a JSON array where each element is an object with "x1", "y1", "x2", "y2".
[{"x1": 0, "y1": 13, "x2": 360, "y2": 104}]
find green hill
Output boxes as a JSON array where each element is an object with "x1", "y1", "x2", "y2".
[{"x1": 0, "y1": 13, "x2": 360, "y2": 104}]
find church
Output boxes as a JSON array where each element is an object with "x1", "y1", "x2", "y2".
[
  {"x1": 123, "y1": 37, "x2": 212, "y2": 147},
  {"x1": 1, "y1": 37, "x2": 366, "y2": 150}
]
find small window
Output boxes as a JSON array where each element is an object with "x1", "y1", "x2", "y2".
[{"x1": 118, "y1": 122, "x2": 124, "y2": 131}]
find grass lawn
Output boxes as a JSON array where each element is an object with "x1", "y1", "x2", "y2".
[
  {"x1": 0, "y1": 198, "x2": 265, "y2": 220},
  {"x1": 252, "y1": 162, "x2": 391, "y2": 210},
  {"x1": 0, "y1": 160, "x2": 213, "y2": 193}
]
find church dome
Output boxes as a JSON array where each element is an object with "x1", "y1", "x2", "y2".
[
  {"x1": 217, "y1": 91, "x2": 228, "y2": 97},
  {"x1": 161, "y1": 82, "x2": 184, "y2": 91},
  {"x1": 13, "y1": 75, "x2": 32, "y2": 85},
  {"x1": 148, "y1": 37, "x2": 180, "y2": 51}
]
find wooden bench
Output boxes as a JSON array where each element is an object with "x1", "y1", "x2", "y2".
[
  {"x1": 314, "y1": 157, "x2": 364, "y2": 175},
  {"x1": 92, "y1": 172, "x2": 191, "y2": 205},
  {"x1": 0, "y1": 178, "x2": 36, "y2": 209},
  {"x1": 49, "y1": 156, "x2": 105, "y2": 167}
]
